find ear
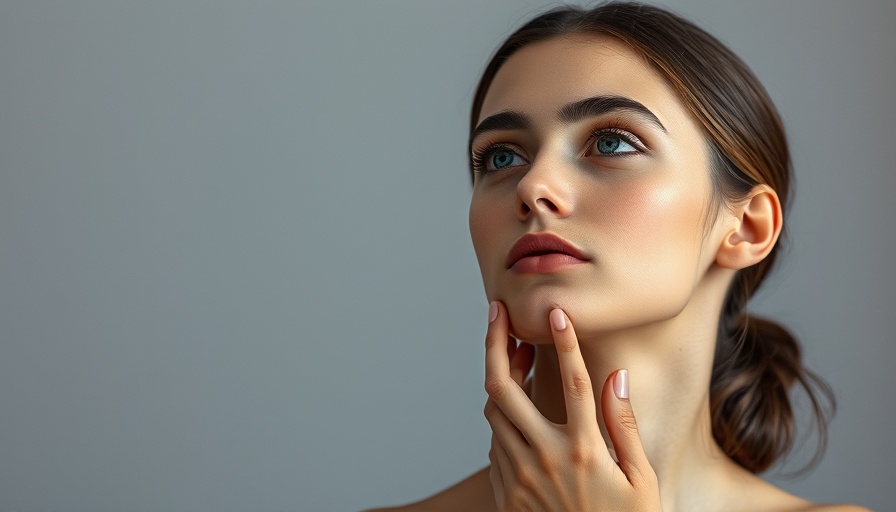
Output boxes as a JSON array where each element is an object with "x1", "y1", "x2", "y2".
[{"x1": 715, "y1": 185, "x2": 783, "y2": 270}]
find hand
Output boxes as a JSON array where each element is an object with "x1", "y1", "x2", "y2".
[{"x1": 483, "y1": 301, "x2": 662, "y2": 511}]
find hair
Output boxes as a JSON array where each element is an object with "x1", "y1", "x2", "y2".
[{"x1": 469, "y1": 2, "x2": 834, "y2": 474}]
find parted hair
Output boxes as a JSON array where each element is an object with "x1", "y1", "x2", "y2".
[{"x1": 468, "y1": 2, "x2": 834, "y2": 473}]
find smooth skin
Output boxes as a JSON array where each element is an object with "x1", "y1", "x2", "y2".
[
  {"x1": 363, "y1": 35, "x2": 870, "y2": 512},
  {"x1": 484, "y1": 302, "x2": 661, "y2": 511}
]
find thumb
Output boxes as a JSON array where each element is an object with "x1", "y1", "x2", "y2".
[{"x1": 601, "y1": 369, "x2": 656, "y2": 488}]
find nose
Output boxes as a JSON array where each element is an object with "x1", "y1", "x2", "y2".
[{"x1": 515, "y1": 156, "x2": 573, "y2": 221}]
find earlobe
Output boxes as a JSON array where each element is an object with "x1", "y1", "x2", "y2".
[{"x1": 715, "y1": 185, "x2": 783, "y2": 270}]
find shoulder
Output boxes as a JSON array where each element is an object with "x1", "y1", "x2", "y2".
[
  {"x1": 773, "y1": 496, "x2": 874, "y2": 512},
  {"x1": 724, "y1": 468, "x2": 871, "y2": 512},
  {"x1": 802, "y1": 505, "x2": 874, "y2": 512},
  {"x1": 360, "y1": 465, "x2": 495, "y2": 512}
]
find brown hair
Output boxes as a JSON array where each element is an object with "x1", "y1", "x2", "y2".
[{"x1": 469, "y1": 2, "x2": 834, "y2": 474}]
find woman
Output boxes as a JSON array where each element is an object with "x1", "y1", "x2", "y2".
[{"x1": 368, "y1": 3, "x2": 868, "y2": 511}]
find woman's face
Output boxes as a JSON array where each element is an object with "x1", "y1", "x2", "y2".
[{"x1": 469, "y1": 35, "x2": 729, "y2": 343}]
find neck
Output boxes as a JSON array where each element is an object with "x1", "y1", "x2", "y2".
[{"x1": 525, "y1": 265, "x2": 752, "y2": 511}]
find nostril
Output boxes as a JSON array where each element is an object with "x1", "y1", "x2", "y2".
[
  {"x1": 516, "y1": 177, "x2": 569, "y2": 219},
  {"x1": 536, "y1": 197, "x2": 559, "y2": 212}
]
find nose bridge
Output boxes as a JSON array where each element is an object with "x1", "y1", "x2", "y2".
[{"x1": 516, "y1": 148, "x2": 572, "y2": 219}]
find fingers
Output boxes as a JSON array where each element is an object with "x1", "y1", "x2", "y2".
[
  {"x1": 490, "y1": 430, "x2": 546, "y2": 512},
  {"x1": 488, "y1": 436, "x2": 507, "y2": 509},
  {"x1": 485, "y1": 301, "x2": 544, "y2": 444},
  {"x1": 549, "y1": 308, "x2": 600, "y2": 441},
  {"x1": 487, "y1": 401, "x2": 529, "y2": 511},
  {"x1": 484, "y1": 397, "x2": 530, "y2": 455},
  {"x1": 600, "y1": 369, "x2": 656, "y2": 488}
]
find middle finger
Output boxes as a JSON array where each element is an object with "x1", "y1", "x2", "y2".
[{"x1": 549, "y1": 308, "x2": 601, "y2": 441}]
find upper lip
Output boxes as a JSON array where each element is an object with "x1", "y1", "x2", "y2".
[{"x1": 505, "y1": 232, "x2": 590, "y2": 269}]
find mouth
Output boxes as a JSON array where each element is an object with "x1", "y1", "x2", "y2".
[{"x1": 505, "y1": 233, "x2": 590, "y2": 273}]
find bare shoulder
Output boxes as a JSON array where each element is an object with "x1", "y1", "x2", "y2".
[
  {"x1": 723, "y1": 468, "x2": 871, "y2": 512},
  {"x1": 360, "y1": 465, "x2": 495, "y2": 512},
  {"x1": 771, "y1": 492, "x2": 873, "y2": 512},
  {"x1": 764, "y1": 489, "x2": 873, "y2": 512},
  {"x1": 803, "y1": 505, "x2": 874, "y2": 512}
]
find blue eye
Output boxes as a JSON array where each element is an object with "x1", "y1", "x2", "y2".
[
  {"x1": 472, "y1": 145, "x2": 527, "y2": 174},
  {"x1": 490, "y1": 150, "x2": 521, "y2": 169},
  {"x1": 594, "y1": 133, "x2": 637, "y2": 155}
]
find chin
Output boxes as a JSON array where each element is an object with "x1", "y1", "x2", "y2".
[
  {"x1": 499, "y1": 288, "x2": 693, "y2": 344},
  {"x1": 502, "y1": 291, "x2": 577, "y2": 344}
]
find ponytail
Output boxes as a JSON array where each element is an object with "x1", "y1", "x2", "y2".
[
  {"x1": 466, "y1": 2, "x2": 837, "y2": 472},
  {"x1": 710, "y1": 283, "x2": 835, "y2": 473}
]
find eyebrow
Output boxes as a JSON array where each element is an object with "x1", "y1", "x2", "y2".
[
  {"x1": 468, "y1": 111, "x2": 531, "y2": 149},
  {"x1": 469, "y1": 94, "x2": 667, "y2": 150},
  {"x1": 558, "y1": 95, "x2": 666, "y2": 132}
]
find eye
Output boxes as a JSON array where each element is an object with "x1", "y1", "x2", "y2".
[
  {"x1": 489, "y1": 149, "x2": 524, "y2": 169},
  {"x1": 587, "y1": 129, "x2": 644, "y2": 157},
  {"x1": 472, "y1": 144, "x2": 528, "y2": 174}
]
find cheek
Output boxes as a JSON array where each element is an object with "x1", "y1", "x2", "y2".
[
  {"x1": 468, "y1": 195, "x2": 502, "y2": 291},
  {"x1": 468, "y1": 196, "x2": 490, "y2": 255},
  {"x1": 620, "y1": 180, "x2": 704, "y2": 245},
  {"x1": 600, "y1": 176, "x2": 708, "y2": 303}
]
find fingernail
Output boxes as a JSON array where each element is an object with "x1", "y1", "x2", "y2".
[
  {"x1": 488, "y1": 301, "x2": 498, "y2": 323},
  {"x1": 549, "y1": 308, "x2": 567, "y2": 331},
  {"x1": 614, "y1": 369, "x2": 629, "y2": 399}
]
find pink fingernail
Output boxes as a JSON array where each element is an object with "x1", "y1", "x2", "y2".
[
  {"x1": 488, "y1": 301, "x2": 498, "y2": 323},
  {"x1": 614, "y1": 369, "x2": 629, "y2": 399},
  {"x1": 549, "y1": 309, "x2": 567, "y2": 331}
]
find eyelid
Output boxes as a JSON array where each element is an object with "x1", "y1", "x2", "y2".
[
  {"x1": 470, "y1": 123, "x2": 650, "y2": 175},
  {"x1": 470, "y1": 137, "x2": 524, "y2": 159},
  {"x1": 471, "y1": 141, "x2": 529, "y2": 174},
  {"x1": 583, "y1": 127, "x2": 647, "y2": 156}
]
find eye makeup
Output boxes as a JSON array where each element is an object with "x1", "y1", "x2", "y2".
[{"x1": 470, "y1": 94, "x2": 665, "y2": 175}]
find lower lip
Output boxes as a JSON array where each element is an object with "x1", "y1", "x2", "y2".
[{"x1": 510, "y1": 253, "x2": 588, "y2": 274}]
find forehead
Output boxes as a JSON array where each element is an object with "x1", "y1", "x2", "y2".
[{"x1": 478, "y1": 35, "x2": 687, "y2": 128}]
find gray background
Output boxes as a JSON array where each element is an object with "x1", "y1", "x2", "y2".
[{"x1": 0, "y1": 1, "x2": 893, "y2": 511}]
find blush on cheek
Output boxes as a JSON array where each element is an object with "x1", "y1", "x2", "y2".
[
  {"x1": 613, "y1": 179, "x2": 704, "y2": 244},
  {"x1": 598, "y1": 181, "x2": 706, "y2": 317},
  {"x1": 649, "y1": 182, "x2": 711, "y2": 251}
]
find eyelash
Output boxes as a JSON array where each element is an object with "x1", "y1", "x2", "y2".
[
  {"x1": 470, "y1": 142, "x2": 517, "y2": 174},
  {"x1": 585, "y1": 127, "x2": 646, "y2": 155},
  {"x1": 471, "y1": 127, "x2": 646, "y2": 174}
]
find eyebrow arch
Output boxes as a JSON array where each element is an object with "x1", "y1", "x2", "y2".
[
  {"x1": 558, "y1": 95, "x2": 667, "y2": 132},
  {"x1": 468, "y1": 95, "x2": 666, "y2": 156},
  {"x1": 468, "y1": 111, "x2": 531, "y2": 151}
]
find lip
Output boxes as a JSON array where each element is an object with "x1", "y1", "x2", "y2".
[{"x1": 505, "y1": 233, "x2": 590, "y2": 273}]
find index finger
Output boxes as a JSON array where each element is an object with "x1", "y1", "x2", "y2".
[
  {"x1": 484, "y1": 301, "x2": 545, "y2": 444},
  {"x1": 549, "y1": 308, "x2": 602, "y2": 441}
]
